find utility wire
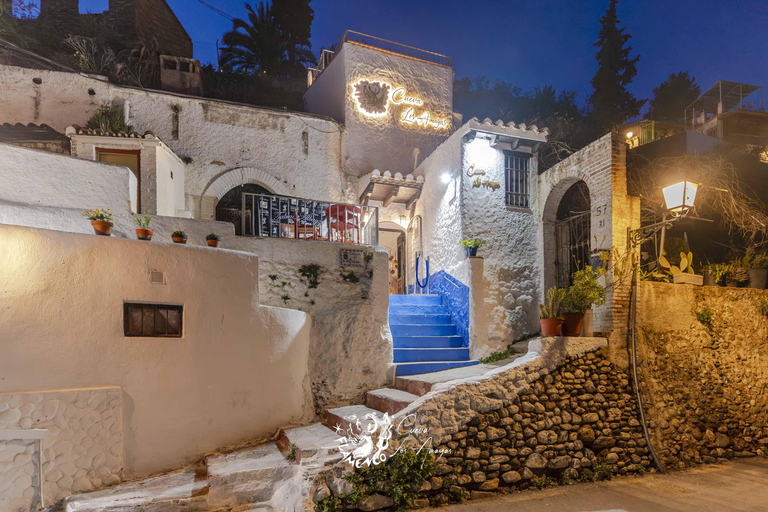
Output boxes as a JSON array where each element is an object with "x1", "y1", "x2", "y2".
[{"x1": 195, "y1": 0, "x2": 237, "y2": 21}]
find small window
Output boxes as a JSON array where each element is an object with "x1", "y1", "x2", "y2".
[
  {"x1": 504, "y1": 152, "x2": 530, "y2": 208},
  {"x1": 163, "y1": 59, "x2": 178, "y2": 71},
  {"x1": 124, "y1": 303, "x2": 183, "y2": 337},
  {"x1": 180, "y1": 61, "x2": 191, "y2": 73}
]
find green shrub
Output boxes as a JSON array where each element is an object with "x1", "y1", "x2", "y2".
[
  {"x1": 86, "y1": 104, "x2": 132, "y2": 133},
  {"x1": 460, "y1": 239, "x2": 485, "y2": 249},
  {"x1": 695, "y1": 306, "x2": 714, "y2": 327},
  {"x1": 563, "y1": 266, "x2": 607, "y2": 313},
  {"x1": 757, "y1": 297, "x2": 768, "y2": 317},
  {"x1": 594, "y1": 460, "x2": 615, "y2": 481},
  {"x1": 579, "y1": 469, "x2": 596, "y2": 482},
  {"x1": 480, "y1": 347, "x2": 518, "y2": 364},
  {"x1": 299, "y1": 264, "x2": 322, "y2": 289},
  {"x1": 286, "y1": 443, "x2": 297, "y2": 462}
]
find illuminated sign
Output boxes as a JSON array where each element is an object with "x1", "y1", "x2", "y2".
[{"x1": 351, "y1": 79, "x2": 449, "y2": 130}]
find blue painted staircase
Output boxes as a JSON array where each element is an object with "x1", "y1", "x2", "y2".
[{"x1": 389, "y1": 294, "x2": 479, "y2": 377}]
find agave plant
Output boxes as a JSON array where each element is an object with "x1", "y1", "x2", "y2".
[{"x1": 540, "y1": 287, "x2": 566, "y2": 319}]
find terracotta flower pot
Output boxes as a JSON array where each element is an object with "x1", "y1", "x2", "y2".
[
  {"x1": 540, "y1": 318, "x2": 563, "y2": 337},
  {"x1": 136, "y1": 229, "x2": 153, "y2": 241},
  {"x1": 207, "y1": 239, "x2": 221, "y2": 248},
  {"x1": 91, "y1": 220, "x2": 113, "y2": 236},
  {"x1": 172, "y1": 236, "x2": 188, "y2": 244},
  {"x1": 562, "y1": 312, "x2": 585, "y2": 337}
]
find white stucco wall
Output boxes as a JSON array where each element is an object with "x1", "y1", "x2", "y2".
[
  {"x1": 0, "y1": 224, "x2": 313, "y2": 484},
  {"x1": 340, "y1": 43, "x2": 453, "y2": 177},
  {"x1": 0, "y1": 65, "x2": 345, "y2": 219},
  {"x1": 303, "y1": 47, "x2": 346, "y2": 123}
]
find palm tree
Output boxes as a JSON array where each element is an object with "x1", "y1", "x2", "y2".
[{"x1": 219, "y1": 1, "x2": 316, "y2": 78}]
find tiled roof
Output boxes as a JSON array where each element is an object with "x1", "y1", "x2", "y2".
[
  {"x1": 466, "y1": 117, "x2": 549, "y2": 140},
  {"x1": 0, "y1": 123, "x2": 69, "y2": 142},
  {"x1": 65, "y1": 125, "x2": 158, "y2": 139}
]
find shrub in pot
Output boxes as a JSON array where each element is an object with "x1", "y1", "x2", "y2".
[
  {"x1": 539, "y1": 287, "x2": 565, "y2": 336},
  {"x1": 660, "y1": 252, "x2": 703, "y2": 286},
  {"x1": 82, "y1": 208, "x2": 114, "y2": 236},
  {"x1": 562, "y1": 266, "x2": 607, "y2": 336},
  {"x1": 460, "y1": 239, "x2": 485, "y2": 258},
  {"x1": 743, "y1": 247, "x2": 768, "y2": 289},
  {"x1": 206, "y1": 233, "x2": 221, "y2": 248},
  {"x1": 702, "y1": 263, "x2": 728, "y2": 286},
  {"x1": 134, "y1": 214, "x2": 154, "y2": 241},
  {"x1": 172, "y1": 230, "x2": 188, "y2": 244},
  {"x1": 725, "y1": 263, "x2": 749, "y2": 288}
]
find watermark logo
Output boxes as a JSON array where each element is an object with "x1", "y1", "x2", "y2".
[{"x1": 335, "y1": 413, "x2": 451, "y2": 467}]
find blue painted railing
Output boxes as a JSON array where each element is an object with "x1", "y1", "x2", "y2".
[{"x1": 429, "y1": 270, "x2": 469, "y2": 347}]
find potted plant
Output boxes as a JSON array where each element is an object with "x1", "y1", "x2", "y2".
[
  {"x1": 206, "y1": 233, "x2": 221, "y2": 248},
  {"x1": 725, "y1": 263, "x2": 749, "y2": 287},
  {"x1": 460, "y1": 239, "x2": 485, "y2": 258},
  {"x1": 660, "y1": 252, "x2": 703, "y2": 286},
  {"x1": 134, "y1": 214, "x2": 154, "y2": 241},
  {"x1": 702, "y1": 262, "x2": 728, "y2": 286},
  {"x1": 562, "y1": 266, "x2": 607, "y2": 336},
  {"x1": 539, "y1": 287, "x2": 565, "y2": 336},
  {"x1": 82, "y1": 208, "x2": 114, "y2": 236},
  {"x1": 172, "y1": 230, "x2": 188, "y2": 244},
  {"x1": 743, "y1": 247, "x2": 768, "y2": 289}
]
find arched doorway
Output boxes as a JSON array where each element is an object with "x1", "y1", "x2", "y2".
[
  {"x1": 379, "y1": 221, "x2": 407, "y2": 294},
  {"x1": 216, "y1": 184, "x2": 273, "y2": 235},
  {"x1": 554, "y1": 181, "x2": 591, "y2": 288}
]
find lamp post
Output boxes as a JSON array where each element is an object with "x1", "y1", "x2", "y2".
[{"x1": 624, "y1": 180, "x2": 700, "y2": 476}]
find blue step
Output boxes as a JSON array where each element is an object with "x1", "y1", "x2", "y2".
[
  {"x1": 390, "y1": 324, "x2": 457, "y2": 336},
  {"x1": 390, "y1": 294, "x2": 442, "y2": 306},
  {"x1": 395, "y1": 360, "x2": 480, "y2": 377},
  {"x1": 393, "y1": 335, "x2": 464, "y2": 348},
  {"x1": 394, "y1": 347, "x2": 470, "y2": 363},
  {"x1": 389, "y1": 305, "x2": 448, "y2": 315},
  {"x1": 389, "y1": 313, "x2": 451, "y2": 325}
]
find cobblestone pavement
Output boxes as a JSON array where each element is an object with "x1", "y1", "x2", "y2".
[{"x1": 431, "y1": 459, "x2": 768, "y2": 512}]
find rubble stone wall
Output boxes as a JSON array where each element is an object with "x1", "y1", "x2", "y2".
[{"x1": 636, "y1": 281, "x2": 768, "y2": 469}]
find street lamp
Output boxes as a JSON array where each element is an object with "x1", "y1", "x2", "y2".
[{"x1": 662, "y1": 180, "x2": 698, "y2": 214}]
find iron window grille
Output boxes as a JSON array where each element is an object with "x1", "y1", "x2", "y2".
[
  {"x1": 504, "y1": 152, "x2": 531, "y2": 208},
  {"x1": 124, "y1": 303, "x2": 183, "y2": 338}
]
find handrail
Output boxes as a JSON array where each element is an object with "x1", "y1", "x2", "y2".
[{"x1": 343, "y1": 30, "x2": 452, "y2": 67}]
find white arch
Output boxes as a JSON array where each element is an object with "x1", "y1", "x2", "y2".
[{"x1": 200, "y1": 167, "x2": 293, "y2": 219}]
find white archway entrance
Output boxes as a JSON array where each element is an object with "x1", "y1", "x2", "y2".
[
  {"x1": 200, "y1": 167, "x2": 292, "y2": 220},
  {"x1": 380, "y1": 221, "x2": 407, "y2": 294}
]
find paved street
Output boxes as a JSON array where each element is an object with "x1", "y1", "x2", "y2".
[{"x1": 433, "y1": 459, "x2": 768, "y2": 512}]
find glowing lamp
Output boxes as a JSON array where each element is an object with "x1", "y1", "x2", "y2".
[
  {"x1": 662, "y1": 181, "x2": 698, "y2": 213},
  {"x1": 441, "y1": 172, "x2": 452, "y2": 184},
  {"x1": 626, "y1": 131, "x2": 633, "y2": 138}
]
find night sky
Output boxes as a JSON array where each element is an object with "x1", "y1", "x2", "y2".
[{"x1": 164, "y1": 0, "x2": 768, "y2": 115}]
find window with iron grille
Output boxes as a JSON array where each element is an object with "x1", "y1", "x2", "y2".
[
  {"x1": 504, "y1": 152, "x2": 531, "y2": 208},
  {"x1": 124, "y1": 303, "x2": 183, "y2": 337}
]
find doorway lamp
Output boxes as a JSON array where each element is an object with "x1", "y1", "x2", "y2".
[{"x1": 625, "y1": 178, "x2": 700, "y2": 476}]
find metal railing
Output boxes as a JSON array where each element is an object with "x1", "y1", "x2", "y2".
[
  {"x1": 342, "y1": 30, "x2": 452, "y2": 67},
  {"x1": 240, "y1": 193, "x2": 379, "y2": 246},
  {"x1": 307, "y1": 48, "x2": 336, "y2": 87}
]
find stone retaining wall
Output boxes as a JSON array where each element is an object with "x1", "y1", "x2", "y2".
[{"x1": 636, "y1": 282, "x2": 768, "y2": 469}]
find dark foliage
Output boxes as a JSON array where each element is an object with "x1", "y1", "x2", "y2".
[{"x1": 645, "y1": 72, "x2": 700, "y2": 123}]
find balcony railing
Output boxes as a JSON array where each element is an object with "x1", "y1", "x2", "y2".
[
  {"x1": 343, "y1": 31, "x2": 452, "y2": 67},
  {"x1": 238, "y1": 193, "x2": 379, "y2": 246}
]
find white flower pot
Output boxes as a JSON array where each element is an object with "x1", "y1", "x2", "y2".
[{"x1": 673, "y1": 273, "x2": 703, "y2": 286}]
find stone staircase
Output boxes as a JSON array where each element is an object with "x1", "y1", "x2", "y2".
[{"x1": 389, "y1": 294, "x2": 479, "y2": 377}]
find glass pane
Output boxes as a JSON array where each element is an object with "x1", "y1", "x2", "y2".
[
  {"x1": 155, "y1": 309, "x2": 169, "y2": 336},
  {"x1": 142, "y1": 307, "x2": 154, "y2": 336},
  {"x1": 167, "y1": 309, "x2": 181, "y2": 335},
  {"x1": 127, "y1": 306, "x2": 142, "y2": 335}
]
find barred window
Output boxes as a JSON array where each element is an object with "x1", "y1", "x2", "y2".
[
  {"x1": 504, "y1": 152, "x2": 531, "y2": 208},
  {"x1": 124, "y1": 303, "x2": 183, "y2": 337}
]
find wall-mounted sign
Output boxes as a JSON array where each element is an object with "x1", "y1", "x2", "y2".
[
  {"x1": 466, "y1": 164, "x2": 486, "y2": 177},
  {"x1": 351, "y1": 79, "x2": 449, "y2": 130},
  {"x1": 472, "y1": 177, "x2": 501, "y2": 191},
  {"x1": 339, "y1": 248, "x2": 365, "y2": 267}
]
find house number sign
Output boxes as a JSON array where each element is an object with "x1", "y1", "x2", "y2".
[{"x1": 339, "y1": 248, "x2": 365, "y2": 268}]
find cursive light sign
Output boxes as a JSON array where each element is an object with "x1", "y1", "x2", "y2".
[{"x1": 351, "y1": 79, "x2": 449, "y2": 130}]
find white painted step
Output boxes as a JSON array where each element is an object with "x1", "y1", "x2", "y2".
[
  {"x1": 366, "y1": 388, "x2": 420, "y2": 414},
  {"x1": 277, "y1": 422, "x2": 340, "y2": 461},
  {"x1": 206, "y1": 443, "x2": 300, "y2": 509},
  {"x1": 64, "y1": 470, "x2": 208, "y2": 512},
  {"x1": 324, "y1": 405, "x2": 386, "y2": 435}
]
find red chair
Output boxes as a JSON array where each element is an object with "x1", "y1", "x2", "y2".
[{"x1": 325, "y1": 204, "x2": 362, "y2": 244}]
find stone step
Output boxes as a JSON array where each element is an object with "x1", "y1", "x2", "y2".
[
  {"x1": 393, "y1": 335, "x2": 464, "y2": 348},
  {"x1": 205, "y1": 443, "x2": 300, "y2": 509},
  {"x1": 393, "y1": 360, "x2": 480, "y2": 378},
  {"x1": 390, "y1": 323, "x2": 457, "y2": 336},
  {"x1": 394, "y1": 362, "x2": 495, "y2": 395},
  {"x1": 388, "y1": 304, "x2": 448, "y2": 315},
  {"x1": 276, "y1": 423, "x2": 340, "y2": 463},
  {"x1": 389, "y1": 294, "x2": 441, "y2": 305},
  {"x1": 393, "y1": 347, "x2": 470, "y2": 363},
  {"x1": 389, "y1": 313, "x2": 452, "y2": 325},
  {"x1": 365, "y1": 388, "x2": 420, "y2": 415},
  {"x1": 63, "y1": 469, "x2": 209, "y2": 512},
  {"x1": 324, "y1": 405, "x2": 386, "y2": 435}
]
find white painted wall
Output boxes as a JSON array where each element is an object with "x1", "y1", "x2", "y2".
[
  {"x1": 303, "y1": 47, "x2": 346, "y2": 123},
  {"x1": 0, "y1": 65, "x2": 345, "y2": 219},
  {"x1": 0, "y1": 224, "x2": 313, "y2": 483},
  {"x1": 339, "y1": 43, "x2": 453, "y2": 177}
]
